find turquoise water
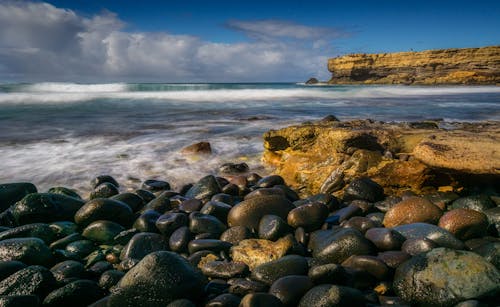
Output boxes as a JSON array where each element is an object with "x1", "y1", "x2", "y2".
[{"x1": 0, "y1": 82, "x2": 499, "y2": 193}]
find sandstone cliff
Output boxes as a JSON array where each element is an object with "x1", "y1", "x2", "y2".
[
  {"x1": 328, "y1": 46, "x2": 500, "y2": 85},
  {"x1": 262, "y1": 119, "x2": 500, "y2": 197}
]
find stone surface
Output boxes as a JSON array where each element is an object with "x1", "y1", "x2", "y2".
[
  {"x1": 181, "y1": 141, "x2": 212, "y2": 155},
  {"x1": 269, "y1": 275, "x2": 313, "y2": 307},
  {"x1": 0, "y1": 182, "x2": 37, "y2": 212},
  {"x1": 298, "y1": 285, "x2": 365, "y2": 307},
  {"x1": 0, "y1": 265, "x2": 56, "y2": 298},
  {"x1": 394, "y1": 248, "x2": 500, "y2": 306},
  {"x1": 383, "y1": 197, "x2": 443, "y2": 227},
  {"x1": 230, "y1": 237, "x2": 293, "y2": 270},
  {"x1": 0, "y1": 237, "x2": 52, "y2": 265},
  {"x1": 327, "y1": 46, "x2": 500, "y2": 85},
  {"x1": 43, "y1": 279, "x2": 104, "y2": 307},
  {"x1": 393, "y1": 222, "x2": 465, "y2": 250},
  {"x1": 74, "y1": 198, "x2": 134, "y2": 228},
  {"x1": 438, "y1": 208, "x2": 489, "y2": 240},
  {"x1": 250, "y1": 254, "x2": 308, "y2": 285}
]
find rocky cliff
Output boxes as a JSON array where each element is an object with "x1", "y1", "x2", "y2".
[{"x1": 328, "y1": 46, "x2": 500, "y2": 85}]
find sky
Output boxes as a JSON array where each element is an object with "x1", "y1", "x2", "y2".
[{"x1": 0, "y1": 0, "x2": 499, "y2": 82}]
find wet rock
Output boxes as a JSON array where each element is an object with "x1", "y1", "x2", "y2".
[
  {"x1": 0, "y1": 265, "x2": 56, "y2": 298},
  {"x1": 305, "y1": 77, "x2": 319, "y2": 85},
  {"x1": 423, "y1": 191, "x2": 460, "y2": 210},
  {"x1": 220, "y1": 226, "x2": 253, "y2": 245},
  {"x1": 98, "y1": 270, "x2": 125, "y2": 290},
  {"x1": 231, "y1": 237, "x2": 293, "y2": 270},
  {"x1": 0, "y1": 237, "x2": 52, "y2": 265},
  {"x1": 91, "y1": 175, "x2": 119, "y2": 189},
  {"x1": 298, "y1": 285, "x2": 365, "y2": 307},
  {"x1": 402, "y1": 237, "x2": 438, "y2": 255},
  {"x1": 221, "y1": 183, "x2": 240, "y2": 196},
  {"x1": 167, "y1": 299, "x2": 196, "y2": 307},
  {"x1": 343, "y1": 177, "x2": 384, "y2": 203},
  {"x1": 269, "y1": 275, "x2": 314, "y2": 307},
  {"x1": 181, "y1": 141, "x2": 212, "y2": 155},
  {"x1": 188, "y1": 239, "x2": 232, "y2": 254},
  {"x1": 111, "y1": 193, "x2": 144, "y2": 212},
  {"x1": 178, "y1": 198, "x2": 203, "y2": 213},
  {"x1": 0, "y1": 223, "x2": 56, "y2": 244},
  {"x1": 377, "y1": 251, "x2": 411, "y2": 269},
  {"x1": 449, "y1": 195, "x2": 495, "y2": 213},
  {"x1": 254, "y1": 175, "x2": 285, "y2": 188},
  {"x1": 140, "y1": 191, "x2": 172, "y2": 213},
  {"x1": 0, "y1": 295, "x2": 40, "y2": 307},
  {"x1": 74, "y1": 199, "x2": 134, "y2": 228},
  {"x1": 309, "y1": 228, "x2": 375, "y2": 263},
  {"x1": 43, "y1": 279, "x2": 104, "y2": 307},
  {"x1": 211, "y1": 193, "x2": 235, "y2": 206},
  {"x1": 88, "y1": 261, "x2": 112, "y2": 277},
  {"x1": 141, "y1": 179, "x2": 171, "y2": 192},
  {"x1": 341, "y1": 255, "x2": 390, "y2": 280},
  {"x1": 49, "y1": 221, "x2": 78, "y2": 238},
  {"x1": 65, "y1": 240, "x2": 96, "y2": 260},
  {"x1": 206, "y1": 293, "x2": 241, "y2": 307},
  {"x1": 135, "y1": 189, "x2": 156, "y2": 204},
  {"x1": 200, "y1": 202, "x2": 231, "y2": 224},
  {"x1": 287, "y1": 203, "x2": 329, "y2": 232},
  {"x1": 185, "y1": 175, "x2": 221, "y2": 200},
  {"x1": 308, "y1": 263, "x2": 347, "y2": 284},
  {"x1": 244, "y1": 187, "x2": 285, "y2": 200},
  {"x1": 200, "y1": 261, "x2": 248, "y2": 279},
  {"x1": 438, "y1": 208, "x2": 489, "y2": 240},
  {"x1": 227, "y1": 278, "x2": 268, "y2": 296},
  {"x1": 251, "y1": 255, "x2": 308, "y2": 285},
  {"x1": 258, "y1": 215, "x2": 290, "y2": 241},
  {"x1": 0, "y1": 261, "x2": 27, "y2": 281},
  {"x1": 364, "y1": 227, "x2": 405, "y2": 251},
  {"x1": 0, "y1": 182, "x2": 37, "y2": 212},
  {"x1": 341, "y1": 216, "x2": 378, "y2": 233},
  {"x1": 227, "y1": 195, "x2": 295, "y2": 231},
  {"x1": 49, "y1": 233, "x2": 83, "y2": 250},
  {"x1": 239, "y1": 293, "x2": 284, "y2": 307},
  {"x1": 155, "y1": 212, "x2": 187, "y2": 235},
  {"x1": 82, "y1": 220, "x2": 124, "y2": 243},
  {"x1": 46, "y1": 187, "x2": 81, "y2": 199},
  {"x1": 394, "y1": 248, "x2": 500, "y2": 306},
  {"x1": 108, "y1": 251, "x2": 206, "y2": 306},
  {"x1": 120, "y1": 232, "x2": 169, "y2": 261},
  {"x1": 393, "y1": 222, "x2": 465, "y2": 249},
  {"x1": 473, "y1": 242, "x2": 500, "y2": 269},
  {"x1": 383, "y1": 197, "x2": 443, "y2": 227},
  {"x1": 189, "y1": 212, "x2": 226, "y2": 235},
  {"x1": 326, "y1": 204, "x2": 362, "y2": 225},
  {"x1": 113, "y1": 229, "x2": 138, "y2": 245},
  {"x1": 50, "y1": 260, "x2": 86, "y2": 282},
  {"x1": 374, "y1": 196, "x2": 402, "y2": 212},
  {"x1": 219, "y1": 162, "x2": 249, "y2": 174},
  {"x1": 169, "y1": 226, "x2": 192, "y2": 253},
  {"x1": 133, "y1": 210, "x2": 161, "y2": 233},
  {"x1": 10, "y1": 193, "x2": 84, "y2": 225},
  {"x1": 89, "y1": 182, "x2": 119, "y2": 200}
]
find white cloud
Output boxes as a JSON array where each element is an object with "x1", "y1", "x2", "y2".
[{"x1": 0, "y1": 1, "x2": 341, "y2": 82}]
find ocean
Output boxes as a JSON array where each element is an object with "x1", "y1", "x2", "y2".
[{"x1": 1, "y1": 82, "x2": 499, "y2": 194}]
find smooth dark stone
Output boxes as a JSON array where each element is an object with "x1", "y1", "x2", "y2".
[
  {"x1": 342, "y1": 216, "x2": 378, "y2": 234},
  {"x1": 0, "y1": 182, "x2": 37, "y2": 211},
  {"x1": 98, "y1": 270, "x2": 125, "y2": 290},
  {"x1": 50, "y1": 260, "x2": 86, "y2": 282},
  {"x1": 82, "y1": 220, "x2": 124, "y2": 243},
  {"x1": 308, "y1": 263, "x2": 347, "y2": 284},
  {"x1": 393, "y1": 223, "x2": 465, "y2": 250},
  {"x1": 188, "y1": 239, "x2": 232, "y2": 254},
  {"x1": 377, "y1": 251, "x2": 411, "y2": 269},
  {"x1": 140, "y1": 191, "x2": 172, "y2": 213},
  {"x1": 47, "y1": 187, "x2": 81, "y2": 199},
  {"x1": 341, "y1": 255, "x2": 390, "y2": 280},
  {"x1": 87, "y1": 296, "x2": 109, "y2": 307},
  {"x1": 216, "y1": 177, "x2": 230, "y2": 190},
  {"x1": 10, "y1": 193, "x2": 84, "y2": 225},
  {"x1": 166, "y1": 299, "x2": 196, "y2": 307},
  {"x1": 189, "y1": 212, "x2": 226, "y2": 235},
  {"x1": 117, "y1": 258, "x2": 140, "y2": 271},
  {"x1": 88, "y1": 261, "x2": 112, "y2": 277},
  {"x1": 187, "y1": 250, "x2": 217, "y2": 267},
  {"x1": 0, "y1": 265, "x2": 57, "y2": 298},
  {"x1": 219, "y1": 226, "x2": 253, "y2": 245},
  {"x1": 65, "y1": 240, "x2": 96, "y2": 260},
  {"x1": 206, "y1": 293, "x2": 240, "y2": 307},
  {"x1": 211, "y1": 194, "x2": 235, "y2": 206},
  {"x1": 91, "y1": 175, "x2": 119, "y2": 189},
  {"x1": 108, "y1": 251, "x2": 207, "y2": 306},
  {"x1": 288, "y1": 203, "x2": 329, "y2": 232},
  {"x1": 424, "y1": 191, "x2": 460, "y2": 210},
  {"x1": 472, "y1": 242, "x2": 500, "y2": 269},
  {"x1": 484, "y1": 207, "x2": 500, "y2": 235},
  {"x1": 227, "y1": 278, "x2": 268, "y2": 296},
  {"x1": 74, "y1": 199, "x2": 134, "y2": 228},
  {"x1": 200, "y1": 261, "x2": 248, "y2": 279},
  {"x1": 374, "y1": 196, "x2": 402, "y2": 213},
  {"x1": 299, "y1": 285, "x2": 365, "y2": 307},
  {"x1": 402, "y1": 237, "x2": 438, "y2": 255},
  {"x1": 343, "y1": 267, "x2": 377, "y2": 290},
  {"x1": 221, "y1": 184, "x2": 240, "y2": 196},
  {"x1": 269, "y1": 275, "x2": 314, "y2": 307},
  {"x1": 378, "y1": 296, "x2": 409, "y2": 306},
  {"x1": 111, "y1": 193, "x2": 144, "y2": 212},
  {"x1": 185, "y1": 175, "x2": 221, "y2": 201},
  {"x1": 179, "y1": 199, "x2": 203, "y2": 213},
  {"x1": 366, "y1": 212, "x2": 385, "y2": 225},
  {"x1": 239, "y1": 293, "x2": 283, "y2": 307},
  {"x1": 141, "y1": 179, "x2": 171, "y2": 192},
  {"x1": 349, "y1": 200, "x2": 374, "y2": 214},
  {"x1": 49, "y1": 221, "x2": 78, "y2": 238},
  {"x1": 365, "y1": 227, "x2": 405, "y2": 251},
  {"x1": 201, "y1": 201, "x2": 232, "y2": 223},
  {"x1": 274, "y1": 185, "x2": 300, "y2": 202},
  {"x1": 113, "y1": 228, "x2": 139, "y2": 245},
  {"x1": 120, "y1": 232, "x2": 169, "y2": 261},
  {"x1": 294, "y1": 227, "x2": 309, "y2": 246},
  {"x1": 254, "y1": 175, "x2": 285, "y2": 189},
  {"x1": 135, "y1": 189, "x2": 156, "y2": 203},
  {"x1": 295, "y1": 194, "x2": 341, "y2": 212},
  {"x1": 0, "y1": 223, "x2": 56, "y2": 244},
  {"x1": 343, "y1": 177, "x2": 384, "y2": 203},
  {"x1": 133, "y1": 210, "x2": 161, "y2": 233},
  {"x1": 89, "y1": 182, "x2": 119, "y2": 200},
  {"x1": 246, "y1": 173, "x2": 262, "y2": 186},
  {"x1": 309, "y1": 228, "x2": 375, "y2": 264},
  {"x1": 327, "y1": 204, "x2": 362, "y2": 225},
  {"x1": 43, "y1": 279, "x2": 104, "y2": 307},
  {"x1": 204, "y1": 279, "x2": 229, "y2": 296},
  {"x1": 244, "y1": 188, "x2": 285, "y2": 200},
  {"x1": 0, "y1": 261, "x2": 27, "y2": 281},
  {"x1": 156, "y1": 212, "x2": 188, "y2": 235},
  {"x1": 0, "y1": 238, "x2": 52, "y2": 265},
  {"x1": 454, "y1": 300, "x2": 482, "y2": 307},
  {"x1": 169, "y1": 226, "x2": 192, "y2": 253},
  {"x1": 251, "y1": 255, "x2": 308, "y2": 285},
  {"x1": 219, "y1": 162, "x2": 249, "y2": 174},
  {"x1": 49, "y1": 233, "x2": 83, "y2": 250},
  {"x1": 258, "y1": 215, "x2": 290, "y2": 241},
  {"x1": 0, "y1": 294, "x2": 40, "y2": 307},
  {"x1": 449, "y1": 195, "x2": 495, "y2": 213},
  {"x1": 0, "y1": 210, "x2": 16, "y2": 228}
]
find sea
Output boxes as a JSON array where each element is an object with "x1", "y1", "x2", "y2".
[{"x1": 1, "y1": 82, "x2": 499, "y2": 194}]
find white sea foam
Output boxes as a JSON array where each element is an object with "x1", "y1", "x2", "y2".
[{"x1": 23, "y1": 82, "x2": 128, "y2": 93}]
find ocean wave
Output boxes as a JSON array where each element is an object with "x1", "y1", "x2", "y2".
[{"x1": 22, "y1": 82, "x2": 128, "y2": 93}]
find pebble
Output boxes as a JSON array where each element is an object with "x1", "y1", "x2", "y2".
[
  {"x1": 343, "y1": 177, "x2": 384, "y2": 203},
  {"x1": 0, "y1": 182, "x2": 37, "y2": 211},
  {"x1": 250, "y1": 254, "x2": 308, "y2": 285},
  {"x1": 239, "y1": 293, "x2": 284, "y2": 307},
  {"x1": 200, "y1": 260, "x2": 248, "y2": 279},
  {"x1": 220, "y1": 226, "x2": 253, "y2": 244},
  {"x1": 269, "y1": 275, "x2": 314, "y2": 306},
  {"x1": 0, "y1": 237, "x2": 53, "y2": 265},
  {"x1": 287, "y1": 203, "x2": 329, "y2": 232},
  {"x1": 120, "y1": 232, "x2": 169, "y2": 261},
  {"x1": 365, "y1": 227, "x2": 405, "y2": 251},
  {"x1": 449, "y1": 194, "x2": 495, "y2": 213},
  {"x1": 438, "y1": 208, "x2": 489, "y2": 240},
  {"x1": 230, "y1": 237, "x2": 293, "y2": 270},
  {"x1": 141, "y1": 179, "x2": 171, "y2": 192},
  {"x1": 89, "y1": 182, "x2": 119, "y2": 199},
  {"x1": 134, "y1": 210, "x2": 161, "y2": 233},
  {"x1": 185, "y1": 175, "x2": 221, "y2": 201},
  {"x1": 156, "y1": 212, "x2": 188, "y2": 235},
  {"x1": 298, "y1": 284, "x2": 365, "y2": 307},
  {"x1": 393, "y1": 222, "x2": 465, "y2": 249},
  {"x1": 82, "y1": 220, "x2": 124, "y2": 243},
  {"x1": 74, "y1": 198, "x2": 134, "y2": 228},
  {"x1": 258, "y1": 214, "x2": 290, "y2": 240},
  {"x1": 383, "y1": 196, "x2": 443, "y2": 227}
]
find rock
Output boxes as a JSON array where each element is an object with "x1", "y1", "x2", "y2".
[
  {"x1": 89, "y1": 182, "x2": 119, "y2": 200},
  {"x1": 185, "y1": 175, "x2": 221, "y2": 200},
  {"x1": 135, "y1": 189, "x2": 156, "y2": 204},
  {"x1": 343, "y1": 177, "x2": 384, "y2": 202},
  {"x1": 65, "y1": 240, "x2": 96, "y2": 260},
  {"x1": 45, "y1": 187, "x2": 80, "y2": 199},
  {"x1": 305, "y1": 77, "x2": 319, "y2": 84},
  {"x1": 393, "y1": 222, "x2": 465, "y2": 250},
  {"x1": 484, "y1": 207, "x2": 500, "y2": 234},
  {"x1": 206, "y1": 293, "x2": 241, "y2": 307},
  {"x1": 220, "y1": 226, "x2": 253, "y2": 245},
  {"x1": 239, "y1": 293, "x2": 284, "y2": 307},
  {"x1": 141, "y1": 179, "x2": 171, "y2": 192},
  {"x1": 0, "y1": 265, "x2": 56, "y2": 298},
  {"x1": 438, "y1": 208, "x2": 489, "y2": 240},
  {"x1": 91, "y1": 175, "x2": 119, "y2": 189},
  {"x1": 341, "y1": 216, "x2": 378, "y2": 233},
  {"x1": 0, "y1": 261, "x2": 27, "y2": 281},
  {"x1": 287, "y1": 203, "x2": 329, "y2": 232},
  {"x1": 120, "y1": 232, "x2": 169, "y2": 261},
  {"x1": 230, "y1": 237, "x2": 293, "y2": 270},
  {"x1": 269, "y1": 275, "x2": 314, "y2": 306},
  {"x1": 181, "y1": 141, "x2": 212, "y2": 155},
  {"x1": 0, "y1": 182, "x2": 37, "y2": 212},
  {"x1": 298, "y1": 285, "x2": 365, "y2": 307},
  {"x1": 50, "y1": 260, "x2": 86, "y2": 282},
  {"x1": 98, "y1": 270, "x2": 125, "y2": 290},
  {"x1": 394, "y1": 248, "x2": 500, "y2": 306},
  {"x1": 0, "y1": 295, "x2": 40, "y2": 306},
  {"x1": 155, "y1": 212, "x2": 187, "y2": 235},
  {"x1": 250, "y1": 255, "x2": 308, "y2": 285},
  {"x1": 254, "y1": 175, "x2": 285, "y2": 189},
  {"x1": 227, "y1": 278, "x2": 268, "y2": 296},
  {"x1": 169, "y1": 226, "x2": 192, "y2": 253},
  {"x1": 327, "y1": 204, "x2": 362, "y2": 225},
  {"x1": 43, "y1": 279, "x2": 104, "y2": 307},
  {"x1": 82, "y1": 220, "x2": 124, "y2": 243},
  {"x1": 10, "y1": 193, "x2": 84, "y2": 225},
  {"x1": 244, "y1": 187, "x2": 285, "y2": 200},
  {"x1": 364, "y1": 227, "x2": 405, "y2": 251},
  {"x1": 473, "y1": 242, "x2": 500, "y2": 269},
  {"x1": 219, "y1": 162, "x2": 249, "y2": 174},
  {"x1": 401, "y1": 237, "x2": 437, "y2": 255},
  {"x1": 308, "y1": 263, "x2": 347, "y2": 284},
  {"x1": 133, "y1": 210, "x2": 161, "y2": 233},
  {"x1": 140, "y1": 191, "x2": 172, "y2": 213},
  {"x1": 258, "y1": 215, "x2": 290, "y2": 241},
  {"x1": 166, "y1": 299, "x2": 196, "y2": 307},
  {"x1": 449, "y1": 195, "x2": 495, "y2": 213},
  {"x1": 341, "y1": 255, "x2": 390, "y2": 280},
  {"x1": 227, "y1": 195, "x2": 295, "y2": 231},
  {"x1": 383, "y1": 196, "x2": 443, "y2": 227},
  {"x1": 74, "y1": 198, "x2": 134, "y2": 228},
  {"x1": 0, "y1": 238, "x2": 52, "y2": 265},
  {"x1": 200, "y1": 261, "x2": 248, "y2": 279},
  {"x1": 200, "y1": 201, "x2": 232, "y2": 223},
  {"x1": 49, "y1": 233, "x2": 82, "y2": 250},
  {"x1": 189, "y1": 212, "x2": 226, "y2": 235},
  {"x1": 377, "y1": 251, "x2": 411, "y2": 269},
  {"x1": 309, "y1": 228, "x2": 375, "y2": 264},
  {"x1": 111, "y1": 193, "x2": 144, "y2": 212},
  {"x1": 178, "y1": 199, "x2": 203, "y2": 213},
  {"x1": 0, "y1": 223, "x2": 56, "y2": 244},
  {"x1": 188, "y1": 239, "x2": 232, "y2": 254},
  {"x1": 108, "y1": 251, "x2": 206, "y2": 306}
]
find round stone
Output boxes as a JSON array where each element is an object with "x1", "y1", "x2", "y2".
[
  {"x1": 287, "y1": 203, "x2": 329, "y2": 232},
  {"x1": 258, "y1": 215, "x2": 290, "y2": 241},
  {"x1": 42, "y1": 279, "x2": 104, "y2": 307},
  {"x1": 0, "y1": 238, "x2": 52, "y2": 265},
  {"x1": 298, "y1": 285, "x2": 365, "y2": 307},
  {"x1": 269, "y1": 275, "x2": 313, "y2": 307},
  {"x1": 364, "y1": 227, "x2": 405, "y2": 251},
  {"x1": 120, "y1": 232, "x2": 169, "y2": 261},
  {"x1": 449, "y1": 195, "x2": 495, "y2": 213},
  {"x1": 383, "y1": 197, "x2": 443, "y2": 228},
  {"x1": 220, "y1": 226, "x2": 254, "y2": 245},
  {"x1": 74, "y1": 199, "x2": 134, "y2": 228},
  {"x1": 251, "y1": 255, "x2": 308, "y2": 285},
  {"x1": 82, "y1": 220, "x2": 124, "y2": 243},
  {"x1": 438, "y1": 208, "x2": 489, "y2": 240}
]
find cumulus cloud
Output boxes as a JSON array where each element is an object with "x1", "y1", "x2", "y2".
[{"x1": 0, "y1": 1, "x2": 343, "y2": 82}]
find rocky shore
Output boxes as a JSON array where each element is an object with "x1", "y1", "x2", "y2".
[{"x1": 0, "y1": 120, "x2": 499, "y2": 306}]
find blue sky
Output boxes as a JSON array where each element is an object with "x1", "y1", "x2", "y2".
[{"x1": 0, "y1": 0, "x2": 499, "y2": 82}]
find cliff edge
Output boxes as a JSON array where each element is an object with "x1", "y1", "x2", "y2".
[{"x1": 328, "y1": 46, "x2": 500, "y2": 85}]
